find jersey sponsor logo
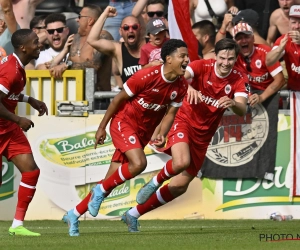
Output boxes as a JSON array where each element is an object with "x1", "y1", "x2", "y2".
[
  {"x1": 124, "y1": 65, "x2": 142, "y2": 77},
  {"x1": 170, "y1": 91, "x2": 177, "y2": 100},
  {"x1": 248, "y1": 72, "x2": 269, "y2": 83},
  {"x1": 8, "y1": 93, "x2": 20, "y2": 101},
  {"x1": 199, "y1": 91, "x2": 219, "y2": 108},
  {"x1": 225, "y1": 84, "x2": 231, "y2": 94},
  {"x1": 137, "y1": 97, "x2": 166, "y2": 111},
  {"x1": 291, "y1": 63, "x2": 300, "y2": 74},
  {"x1": 207, "y1": 104, "x2": 268, "y2": 166}
]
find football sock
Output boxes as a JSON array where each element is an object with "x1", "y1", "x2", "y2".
[
  {"x1": 156, "y1": 160, "x2": 176, "y2": 184},
  {"x1": 12, "y1": 169, "x2": 40, "y2": 227},
  {"x1": 134, "y1": 184, "x2": 175, "y2": 217},
  {"x1": 102, "y1": 163, "x2": 132, "y2": 192},
  {"x1": 76, "y1": 180, "x2": 111, "y2": 215}
]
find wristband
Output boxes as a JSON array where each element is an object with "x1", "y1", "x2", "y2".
[
  {"x1": 23, "y1": 95, "x2": 29, "y2": 102},
  {"x1": 218, "y1": 30, "x2": 226, "y2": 35}
]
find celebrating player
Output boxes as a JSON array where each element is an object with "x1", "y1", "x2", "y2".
[
  {"x1": 62, "y1": 38, "x2": 189, "y2": 236},
  {"x1": 0, "y1": 29, "x2": 48, "y2": 236},
  {"x1": 122, "y1": 38, "x2": 248, "y2": 232}
]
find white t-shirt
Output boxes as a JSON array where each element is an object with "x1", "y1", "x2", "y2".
[{"x1": 35, "y1": 47, "x2": 62, "y2": 68}]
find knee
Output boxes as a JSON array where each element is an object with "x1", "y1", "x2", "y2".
[
  {"x1": 130, "y1": 158, "x2": 147, "y2": 172},
  {"x1": 169, "y1": 182, "x2": 189, "y2": 197},
  {"x1": 172, "y1": 158, "x2": 190, "y2": 173}
]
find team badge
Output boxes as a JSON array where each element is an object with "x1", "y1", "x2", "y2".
[
  {"x1": 170, "y1": 91, "x2": 177, "y2": 100},
  {"x1": 177, "y1": 132, "x2": 184, "y2": 139},
  {"x1": 255, "y1": 60, "x2": 262, "y2": 69},
  {"x1": 225, "y1": 84, "x2": 231, "y2": 94},
  {"x1": 129, "y1": 136, "x2": 136, "y2": 144}
]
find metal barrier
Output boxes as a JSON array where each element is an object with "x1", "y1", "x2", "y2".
[{"x1": 20, "y1": 70, "x2": 84, "y2": 115}]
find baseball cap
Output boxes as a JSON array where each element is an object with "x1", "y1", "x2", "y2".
[
  {"x1": 146, "y1": 18, "x2": 168, "y2": 35},
  {"x1": 232, "y1": 9, "x2": 259, "y2": 27},
  {"x1": 289, "y1": 5, "x2": 300, "y2": 18},
  {"x1": 232, "y1": 23, "x2": 253, "y2": 38}
]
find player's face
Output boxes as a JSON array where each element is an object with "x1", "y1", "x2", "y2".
[
  {"x1": 278, "y1": 0, "x2": 294, "y2": 14},
  {"x1": 215, "y1": 49, "x2": 237, "y2": 76},
  {"x1": 169, "y1": 47, "x2": 189, "y2": 76},
  {"x1": 120, "y1": 17, "x2": 141, "y2": 49},
  {"x1": 46, "y1": 21, "x2": 69, "y2": 51},
  {"x1": 25, "y1": 32, "x2": 41, "y2": 60},
  {"x1": 289, "y1": 17, "x2": 300, "y2": 31},
  {"x1": 234, "y1": 33, "x2": 254, "y2": 57}
]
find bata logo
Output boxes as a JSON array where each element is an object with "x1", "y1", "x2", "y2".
[
  {"x1": 207, "y1": 104, "x2": 268, "y2": 166},
  {"x1": 291, "y1": 63, "x2": 300, "y2": 74},
  {"x1": 8, "y1": 93, "x2": 20, "y2": 101},
  {"x1": 248, "y1": 72, "x2": 269, "y2": 83},
  {"x1": 137, "y1": 98, "x2": 166, "y2": 111}
]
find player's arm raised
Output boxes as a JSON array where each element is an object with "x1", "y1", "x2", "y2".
[{"x1": 266, "y1": 35, "x2": 288, "y2": 66}]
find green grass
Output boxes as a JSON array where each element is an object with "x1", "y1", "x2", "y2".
[{"x1": 1, "y1": 220, "x2": 300, "y2": 250}]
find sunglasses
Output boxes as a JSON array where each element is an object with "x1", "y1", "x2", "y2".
[
  {"x1": 121, "y1": 24, "x2": 140, "y2": 31},
  {"x1": 147, "y1": 11, "x2": 164, "y2": 18},
  {"x1": 34, "y1": 26, "x2": 46, "y2": 29},
  {"x1": 244, "y1": 56, "x2": 252, "y2": 72},
  {"x1": 47, "y1": 27, "x2": 66, "y2": 35},
  {"x1": 78, "y1": 14, "x2": 90, "y2": 19}
]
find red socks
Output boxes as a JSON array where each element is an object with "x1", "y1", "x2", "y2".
[
  {"x1": 136, "y1": 184, "x2": 175, "y2": 216},
  {"x1": 14, "y1": 169, "x2": 40, "y2": 221},
  {"x1": 156, "y1": 160, "x2": 176, "y2": 184},
  {"x1": 102, "y1": 163, "x2": 132, "y2": 192}
]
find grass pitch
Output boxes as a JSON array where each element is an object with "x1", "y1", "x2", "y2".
[{"x1": 1, "y1": 219, "x2": 300, "y2": 250}]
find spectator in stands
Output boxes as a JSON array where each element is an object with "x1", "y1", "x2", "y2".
[
  {"x1": 50, "y1": 4, "x2": 114, "y2": 109},
  {"x1": 88, "y1": 7, "x2": 145, "y2": 85},
  {"x1": 139, "y1": 18, "x2": 168, "y2": 68},
  {"x1": 233, "y1": 22, "x2": 285, "y2": 106},
  {"x1": 12, "y1": 0, "x2": 45, "y2": 29},
  {"x1": 35, "y1": 13, "x2": 71, "y2": 70},
  {"x1": 0, "y1": 0, "x2": 18, "y2": 55},
  {"x1": 267, "y1": 0, "x2": 295, "y2": 46},
  {"x1": 192, "y1": 20, "x2": 216, "y2": 59},
  {"x1": 103, "y1": 0, "x2": 137, "y2": 41},
  {"x1": 235, "y1": 0, "x2": 279, "y2": 39},
  {"x1": 189, "y1": 0, "x2": 238, "y2": 30},
  {"x1": 25, "y1": 15, "x2": 48, "y2": 70},
  {"x1": 266, "y1": 5, "x2": 300, "y2": 93}
]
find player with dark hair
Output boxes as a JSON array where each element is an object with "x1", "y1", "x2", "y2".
[
  {"x1": 122, "y1": 38, "x2": 248, "y2": 232},
  {"x1": 0, "y1": 29, "x2": 48, "y2": 236},
  {"x1": 62, "y1": 37, "x2": 189, "y2": 236}
]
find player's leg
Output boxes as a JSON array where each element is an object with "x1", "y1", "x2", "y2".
[
  {"x1": 63, "y1": 161, "x2": 120, "y2": 236},
  {"x1": 123, "y1": 170, "x2": 194, "y2": 232},
  {"x1": 136, "y1": 141, "x2": 191, "y2": 204},
  {"x1": 88, "y1": 148, "x2": 147, "y2": 217},
  {"x1": 5, "y1": 128, "x2": 41, "y2": 236}
]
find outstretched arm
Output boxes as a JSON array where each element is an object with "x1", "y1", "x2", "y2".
[
  {"x1": 218, "y1": 95, "x2": 247, "y2": 116},
  {"x1": 0, "y1": 0, "x2": 17, "y2": 34},
  {"x1": 266, "y1": 35, "x2": 288, "y2": 66}
]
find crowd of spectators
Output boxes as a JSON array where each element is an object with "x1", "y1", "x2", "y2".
[{"x1": 1, "y1": 0, "x2": 300, "y2": 109}]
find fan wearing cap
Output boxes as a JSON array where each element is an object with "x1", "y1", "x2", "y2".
[
  {"x1": 233, "y1": 22, "x2": 285, "y2": 107},
  {"x1": 267, "y1": 0, "x2": 295, "y2": 46},
  {"x1": 138, "y1": 18, "x2": 169, "y2": 68},
  {"x1": 266, "y1": 5, "x2": 300, "y2": 92}
]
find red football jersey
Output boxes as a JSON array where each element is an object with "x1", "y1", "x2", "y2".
[
  {"x1": 273, "y1": 35, "x2": 300, "y2": 91},
  {"x1": 177, "y1": 59, "x2": 248, "y2": 143},
  {"x1": 138, "y1": 38, "x2": 169, "y2": 66},
  {"x1": 0, "y1": 54, "x2": 26, "y2": 134},
  {"x1": 236, "y1": 44, "x2": 282, "y2": 90},
  {"x1": 115, "y1": 64, "x2": 188, "y2": 139}
]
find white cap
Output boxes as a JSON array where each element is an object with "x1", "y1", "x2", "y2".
[{"x1": 289, "y1": 5, "x2": 300, "y2": 18}]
